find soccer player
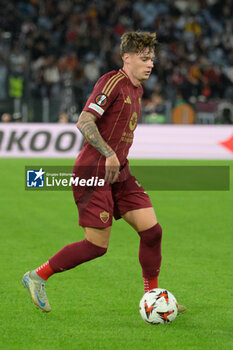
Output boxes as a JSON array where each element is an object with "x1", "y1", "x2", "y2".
[{"x1": 22, "y1": 31, "x2": 186, "y2": 313}]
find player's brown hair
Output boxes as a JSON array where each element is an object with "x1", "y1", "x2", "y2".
[{"x1": 120, "y1": 31, "x2": 157, "y2": 57}]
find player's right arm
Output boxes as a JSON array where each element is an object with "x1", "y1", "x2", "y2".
[{"x1": 76, "y1": 111, "x2": 120, "y2": 184}]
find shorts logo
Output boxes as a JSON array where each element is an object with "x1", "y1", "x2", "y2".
[
  {"x1": 27, "y1": 168, "x2": 45, "y2": 188},
  {"x1": 95, "y1": 94, "x2": 108, "y2": 107},
  {"x1": 100, "y1": 211, "x2": 109, "y2": 223}
]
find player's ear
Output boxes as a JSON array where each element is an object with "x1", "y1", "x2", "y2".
[{"x1": 123, "y1": 53, "x2": 130, "y2": 63}]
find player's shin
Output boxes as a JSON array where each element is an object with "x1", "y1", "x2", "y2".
[
  {"x1": 35, "y1": 239, "x2": 107, "y2": 280},
  {"x1": 138, "y1": 223, "x2": 162, "y2": 293}
]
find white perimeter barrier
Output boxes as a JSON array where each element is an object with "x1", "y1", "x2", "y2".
[
  {"x1": 129, "y1": 125, "x2": 233, "y2": 159},
  {"x1": 0, "y1": 123, "x2": 83, "y2": 158},
  {"x1": 0, "y1": 123, "x2": 233, "y2": 159}
]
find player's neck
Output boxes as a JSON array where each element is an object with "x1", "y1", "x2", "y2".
[{"x1": 121, "y1": 66, "x2": 141, "y2": 87}]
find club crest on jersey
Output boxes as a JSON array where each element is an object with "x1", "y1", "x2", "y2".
[
  {"x1": 100, "y1": 211, "x2": 110, "y2": 223},
  {"x1": 95, "y1": 94, "x2": 108, "y2": 107},
  {"x1": 129, "y1": 112, "x2": 138, "y2": 131}
]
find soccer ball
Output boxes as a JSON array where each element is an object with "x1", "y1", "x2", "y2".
[{"x1": 139, "y1": 288, "x2": 178, "y2": 324}]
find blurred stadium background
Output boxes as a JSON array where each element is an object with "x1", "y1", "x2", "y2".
[
  {"x1": 1, "y1": 0, "x2": 233, "y2": 160},
  {"x1": 0, "y1": 0, "x2": 233, "y2": 125}
]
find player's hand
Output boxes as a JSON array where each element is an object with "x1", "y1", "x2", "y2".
[{"x1": 105, "y1": 153, "x2": 120, "y2": 184}]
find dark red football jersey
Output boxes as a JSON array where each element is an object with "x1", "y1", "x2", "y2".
[{"x1": 75, "y1": 69, "x2": 143, "y2": 169}]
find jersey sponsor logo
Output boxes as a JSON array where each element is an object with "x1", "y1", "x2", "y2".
[
  {"x1": 124, "y1": 96, "x2": 131, "y2": 104},
  {"x1": 95, "y1": 94, "x2": 108, "y2": 107},
  {"x1": 88, "y1": 103, "x2": 104, "y2": 115},
  {"x1": 121, "y1": 131, "x2": 134, "y2": 143},
  {"x1": 27, "y1": 168, "x2": 45, "y2": 187},
  {"x1": 138, "y1": 98, "x2": 142, "y2": 106},
  {"x1": 100, "y1": 211, "x2": 110, "y2": 223},
  {"x1": 129, "y1": 112, "x2": 138, "y2": 131}
]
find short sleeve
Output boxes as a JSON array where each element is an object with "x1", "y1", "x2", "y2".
[{"x1": 83, "y1": 71, "x2": 125, "y2": 118}]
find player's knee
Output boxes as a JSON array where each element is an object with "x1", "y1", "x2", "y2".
[
  {"x1": 138, "y1": 223, "x2": 162, "y2": 246},
  {"x1": 85, "y1": 239, "x2": 108, "y2": 258},
  {"x1": 95, "y1": 245, "x2": 108, "y2": 258}
]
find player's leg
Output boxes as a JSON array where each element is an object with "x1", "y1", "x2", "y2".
[
  {"x1": 122, "y1": 207, "x2": 157, "y2": 232},
  {"x1": 112, "y1": 176, "x2": 161, "y2": 293},
  {"x1": 84, "y1": 226, "x2": 111, "y2": 248},
  {"x1": 22, "y1": 226, "x2": 111, "y2": 312},
  {"x1": 47, "y1": 226, "x2": 110, "y2": 274},
  {"x1": 122, "y1": 207, "x2": 162, "y2": 292},
  {"x1": 23, "y1": 181, "x2": 114, "y2": 312},
  {"x1": 122, "y1": 207, "x2": 186, "y2": 313}
]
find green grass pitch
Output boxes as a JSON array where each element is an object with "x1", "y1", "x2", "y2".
[{"x1": 0, "y1": 158, "x2": 232, "y2": 350}]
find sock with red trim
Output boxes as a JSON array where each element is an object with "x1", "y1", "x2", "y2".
[
  {"x1": 36, "y1": 261, "x2": 54, "y2": 280},
  {"x1": 138, "y1": 223, "x2": 162, "y2": 293},
  {"x1": 35, "y1": 239, "x2": 107, "y2": 280},
  {"x1": 143, "y1": 277, "x2": 158, "y2": 293}
]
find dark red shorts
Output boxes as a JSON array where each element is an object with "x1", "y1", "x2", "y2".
[{"x1": 72, "y1": 174, "x2": 152, "y2": 228}]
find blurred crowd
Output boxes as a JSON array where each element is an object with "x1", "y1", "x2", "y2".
[{"x1": 0, "y1": 0, "x2": 233, "y2": 122}]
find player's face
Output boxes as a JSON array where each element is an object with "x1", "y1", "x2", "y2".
[{"x1": 125, "y1": 49, "x2": 155, "y2": 84}]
